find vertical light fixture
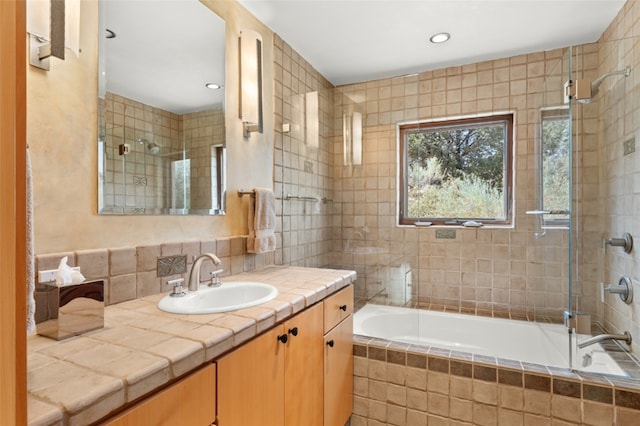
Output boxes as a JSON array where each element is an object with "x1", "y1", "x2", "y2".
[
  {"x1": 305, "y1": 91, "x2": 319, "y2": 148},
  {"x1": 343, "y1": 112, "x2": 362, "y2": 166},
  {"x1": 26, "y1": 0, "x2": 81, "y2": 71},
  {"x1": 239, "y1": 29, "x2": 263, "y2": 138}
]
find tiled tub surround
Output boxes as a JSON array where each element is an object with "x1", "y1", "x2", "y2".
[
  {"x1": 27, "y1": 266, "x2": 356, "y2": 426},
  {"x1": 351, "y1": 336, "x2": 640, "y2": 426},
  {"x1": 353, "y1": 304, "x2": 637, "y2": 377}
]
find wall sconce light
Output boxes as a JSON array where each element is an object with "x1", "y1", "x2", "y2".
[
  {"x1": 27, "y1": 0, "x2": 81, "y2": 71},
  {"x1": 343, "y1": 112, "x2": 362, "y2": 166},
  {"x1": 305, "y1": 91, "x2": 319, "y2": 148},
  {"x1": 239, "y1": 29, "x2": 263, "y2": 138}
]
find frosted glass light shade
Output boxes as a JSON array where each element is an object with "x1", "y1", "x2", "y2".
[{"x1": 239, "y1": 29, "x2": 263, "y2": 138}]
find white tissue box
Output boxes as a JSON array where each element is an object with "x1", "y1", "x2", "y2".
[{"x1": 35, "y1": 280, "x2": 104, "y2": 340}]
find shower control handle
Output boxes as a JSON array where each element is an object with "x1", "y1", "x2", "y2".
[
  {"x1": 603, "y1": 233, "x2": 633, "y2": 253},
  {"x1": 601, "y1": 276, "x2": 633, "y2": 305}
]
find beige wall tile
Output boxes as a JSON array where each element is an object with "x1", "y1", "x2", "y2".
[
  {"x1": 110, "y1": 247, "x2": 137, "y2": 276},
  {"x1": 136, "y1": 245, "x2": 160, "y2": 272},
  {"x1": 427, "y1": 392, "x2": 449, "y2": 417},
  {"x1": 450, "y1": 397, "x2": 473, "y2": 422},
  {"x1": 524, "y1": 390, "x2": 551, "y2": 417},
  {"x1": 135, "y1": 271, "x2": 159, "y2": 298},
  {"x1": 76, "y1": 249, "x2": 108, "y2": 279},
  {"x1": 581, "y1": 401, "x2": 613, "y2": 426},
  {"x1": 551, "y1": 395, "x2": 581, "y2": 422},
  {"x1": 109, "y1": 274, "x2": 136, "y2": 305},
  {"x1": 473, "y1": 402, "x2": 498, "y2": 426}
]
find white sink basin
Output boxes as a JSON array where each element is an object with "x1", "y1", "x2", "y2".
[{"x1": 157, "y1": 281, "x2": 278, "y2": 314}]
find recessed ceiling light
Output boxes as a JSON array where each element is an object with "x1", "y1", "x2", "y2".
[
  {"x1": 205, "y1": 83, "x2": 223, "y2": 89},
  {"x1": 429, "y1": 32, "x2": 451, "y2": 44}
]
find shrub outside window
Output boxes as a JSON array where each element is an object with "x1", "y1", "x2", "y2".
[
  {"x1": 399, "y1": 114, "x2": 514, "y2": 226},
  {"x1": 540, "y1": 107, "x2": 570, "y2": 227}
]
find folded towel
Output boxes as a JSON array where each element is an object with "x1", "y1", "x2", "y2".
[{"x1": 247, "y1": 188, "x2": 276, "y2": 253}]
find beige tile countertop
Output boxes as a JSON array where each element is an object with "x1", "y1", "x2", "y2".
[{"x1": 27, "y1": 266, "x2": 356, "y2": 426}]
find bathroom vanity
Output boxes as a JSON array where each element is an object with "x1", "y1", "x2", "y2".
[{"x1": 26, "y1": 266, "x2": 355, "y2": 426}]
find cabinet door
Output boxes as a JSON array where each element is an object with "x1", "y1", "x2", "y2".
[
  {"x1": 284, "y1": 303, "x2": 324, "y2": 426},
  {"x1": 323, "y1": 315, "x2": 353, "y2": 426},
  {"x1": 103, "y1": 363, "x2": 216, "y2": 426},
  {"x1": 217, "y1": 326, "x2": 285, "y2": 426}
]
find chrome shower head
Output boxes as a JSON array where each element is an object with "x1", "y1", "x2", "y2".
[
  {"x1": 578, "y1": 66, "x2": 631, "y2": 104},
  {"x1": 147, "y1": 142, "x2": 160, "y2": 155}
]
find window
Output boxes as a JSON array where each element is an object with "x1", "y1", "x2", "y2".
[
  {"x1": 399, "y1": 114, "x2": 514, "y2": 225},
  {"x1": 540, "y1": 107, "x2": 570, "y2": 226}
]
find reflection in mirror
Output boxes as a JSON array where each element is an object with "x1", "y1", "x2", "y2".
[{"x1": 98, "y1": 0, "x2": 226, "y2": 215}]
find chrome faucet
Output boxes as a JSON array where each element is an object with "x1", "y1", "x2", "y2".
[
  {"x1": 188, "y1": 253, "x2": 222, "y2": 292},
  {"x1": 577, "y1": 331, "x2": 632, "y2": 349}
]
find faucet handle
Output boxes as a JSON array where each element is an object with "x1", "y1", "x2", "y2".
[
  {"x1": 208, "y1": 269, "x2": 224, "y2": 287},
  {"x1": 168, "y1": 278, "x2": 186, "y2": 297}
]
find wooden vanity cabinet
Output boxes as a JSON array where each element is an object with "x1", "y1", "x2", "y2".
[
  {"x1": 102, "y1": 363, "x2": 216, "y2": 426},
  {"x1": 216, "y1": 303, "x2": 324, "y2": 426},
  {"x1": 216, "y1": 326, "x2": 285, "y2": 426},
  {"x1": 99, "y1": 285, "x2": 353, "y2": 426},
  {"x1": 323, "y1": 286, "x2": 354, "y2": 426},
  {"x1": 284, "y1": 302, "x2": 324, "y2": 426}
]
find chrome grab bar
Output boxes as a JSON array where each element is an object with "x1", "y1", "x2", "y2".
[{"x1": 525, "y1": 209, "x2": 570, "y2": 215}]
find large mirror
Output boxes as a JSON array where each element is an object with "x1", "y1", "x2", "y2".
[{"x1": 98, "y1": 0, "x2": 226, "y2": 215}]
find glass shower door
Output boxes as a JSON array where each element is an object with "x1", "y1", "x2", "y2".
[{"x1": 570, "y1": 37, "x2": 640, "y2": 378}]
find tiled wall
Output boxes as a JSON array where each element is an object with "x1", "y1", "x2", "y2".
[
  {"x1": 102, "y1": 93, "x2": 180, "y2": 213},
  {"x1": 183, "y1": 108, "x2": 225, "y2": 210},
  {"x1": 273, "y1": 35, "x2": 335, "y2": 268},
  {"x1": 352, "y1": 337, "x2": 640, "y2": 426},
  {"x1": 330, "y1": 50, "x2": 584, "y2": 320},
  {"x1": 33, "y1": 237, "x2": 274, "y2": 311},
  {"x1": 101, "y1": 93, "x2": 225, "y2": 213},
  {"x1": 587, "y1": 0, "x2": 640, "y2": 354}
]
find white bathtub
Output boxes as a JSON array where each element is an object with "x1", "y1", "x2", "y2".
[{"x1": 353, "y1": 304, "x2": 627, "y2": 377}]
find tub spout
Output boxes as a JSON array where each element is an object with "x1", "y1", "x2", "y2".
[{"x1": 577, "y1": 331, "x2": 632, "y2": 349}]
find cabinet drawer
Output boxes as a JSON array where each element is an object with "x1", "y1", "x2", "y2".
[{"x1": 323, "y1": 285, "x2": 353, "y2": 334}]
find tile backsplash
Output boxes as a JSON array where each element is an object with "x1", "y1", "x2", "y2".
[{"x1": 34, "y1": 236, "x2": 275, "y2": 307}]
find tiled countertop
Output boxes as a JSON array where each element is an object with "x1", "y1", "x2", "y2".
[{"x1": 27, "y1": 266, "x2": 356, "y2": 426}]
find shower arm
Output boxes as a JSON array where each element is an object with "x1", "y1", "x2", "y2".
[
  {"x1": 569, "y1": 66, "x2": 631, "y2": 103},
  {"x1": 591, "y1": 66, "x2": 631, "y2": 94}
]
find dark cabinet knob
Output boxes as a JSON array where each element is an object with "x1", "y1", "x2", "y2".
[
  {"x1": 326, "y1": 340, "x2": 335, "y2": 348},
  {"x1": 277, "y1": 334, "x2": 288, "y2": 344},
  {"x1": 339, "y1": 304, "x2": 348, "y2": 311},
  {"x1": 288, "y1": 327, "x2": 299, "y2": 336}
]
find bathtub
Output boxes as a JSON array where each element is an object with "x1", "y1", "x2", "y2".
[{"x1": 353, "y1": 304, "x2": 627, "y2": 377}]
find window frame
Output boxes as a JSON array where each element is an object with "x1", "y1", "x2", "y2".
[{"x1": 399, "y1": 113, "x2": 514, "y2": 226}]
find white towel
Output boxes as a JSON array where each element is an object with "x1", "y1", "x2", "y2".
[
  {"x1": 26, "y1": 148, "x2": 36, "y2": 334},
  {"x1": 247, "y1": 188, "x2": 276, "y2": 253}
]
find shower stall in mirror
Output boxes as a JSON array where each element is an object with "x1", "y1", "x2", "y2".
[{"x1": 97, "y1": 0, "x2": 226, "y2": 215}]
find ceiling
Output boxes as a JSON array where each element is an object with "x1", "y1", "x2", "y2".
[
  {"x1": 101, "y1": 0, "x2": 225, "y2": 115},
  {"x1": 101, "y1": 0, "x2": 626, "y2": 113},
  {"x1": 236, "y1": 0, "x2": 626, "y2": 86}
]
